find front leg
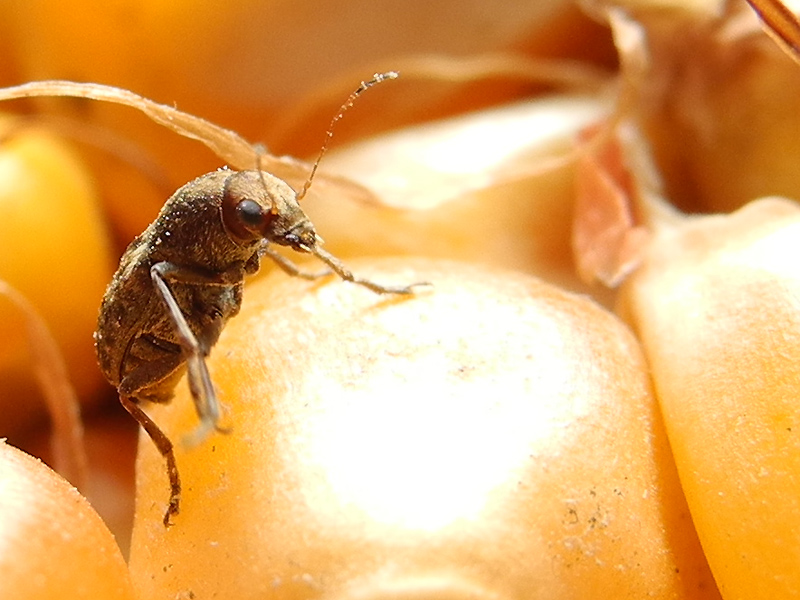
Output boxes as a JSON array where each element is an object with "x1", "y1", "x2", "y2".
[
  {"x1": 263, "y1": 244, "x2": 430, "y2": 294},
  {"x1": 261, "y1": 245, "x2": 331, "y2": 280},
  {"x1": 150, "y1": 262, "x2": 236, "y2": 447},
  {"x1": 311, "y1": 246, "x2": 429, "y2": 295}
]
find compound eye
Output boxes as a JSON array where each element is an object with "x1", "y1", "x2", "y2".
[
  {"x1": 222, "y1": 172, "x2": 281, "y2": 242},
  {"x1": 235, "y1": 199, "x2": 265, "y2": 230},
  {"x1": 222, "y1": 190, "x2": 274, "y2": 242}
]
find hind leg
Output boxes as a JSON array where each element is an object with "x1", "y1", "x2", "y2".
[
  {"x1": 119, "y1": 395, "x2": 181, "y2": 527},
  {"x1": 117, "y1": 348, "x2": 186, "y2": 526}
]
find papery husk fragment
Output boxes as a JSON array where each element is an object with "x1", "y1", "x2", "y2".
[{"x1": 602, "y1": 0, "x2": 800, "y2": 212}]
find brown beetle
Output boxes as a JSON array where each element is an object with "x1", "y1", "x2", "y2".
[{"x1": 94, "y1": 75, "x2": 423, "y2": 526}]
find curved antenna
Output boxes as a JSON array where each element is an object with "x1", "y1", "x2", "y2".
[{"x1": 296, "y1": 71, "x2": 398, "y2": 201}]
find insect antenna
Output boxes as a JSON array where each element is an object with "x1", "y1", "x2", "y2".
[{"x1": 296, "y1": 71, "x2": 399, "y2": 201}]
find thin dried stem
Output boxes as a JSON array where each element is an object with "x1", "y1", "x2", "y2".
[
  {"x1": 745, "y1": 0, "x2": 800, "y2": 64},
  {"x1": 269, "y1": 53, "x2": 613, "y2": 148},
  {"x1": 392, "y1": 53, "x2": 612, "y2": 92},
  {"x1": 0, "y1": 80, "x2": 379, "y2": 204},
  {"x1": 0, "y1": 280, "x2": 88, "y2": 491},
  {"x1": 0, "y1": 81, "x2": 259, "y2": 168}
]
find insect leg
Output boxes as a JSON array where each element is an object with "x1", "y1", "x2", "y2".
[
  {"x1": 150, "y1": 263, "x2": 223, "y2": 447},
  {"x1": 262, "y1": 245, "x2": 332, "y2": 280},
  {"x1": 311, "y1": 246, "x2": 430, "y2": 295},
  {"x1": 120, "y1": 395, "x2": 180, "y2": 527}
]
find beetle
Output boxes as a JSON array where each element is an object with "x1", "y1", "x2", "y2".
[{"x1": 94, "y1": 74, "x2": 424, "y2": 526}]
